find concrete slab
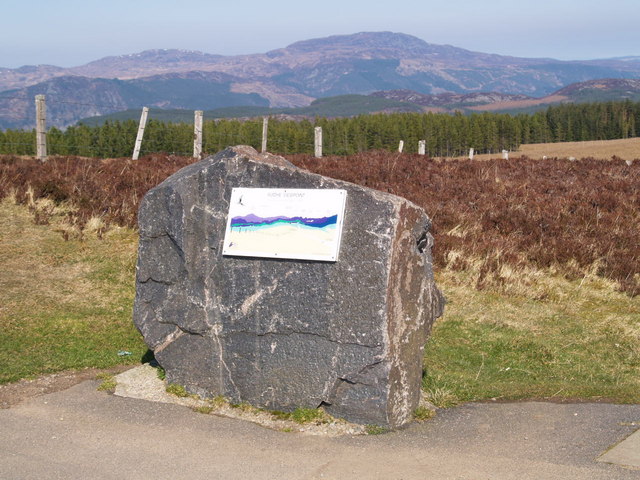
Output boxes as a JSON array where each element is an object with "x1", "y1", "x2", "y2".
[
  {"x1": 598, "y1": 427, "x2": 640, "y2": 469},
  {"x1": 114, "y1": 364, "x2": 367, "y2": 436},
  {"x1": 114, "y1": 363, "x2": 202, "y2": 406}
]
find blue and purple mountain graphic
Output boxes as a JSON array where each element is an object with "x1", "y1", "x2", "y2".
[{"x1": 231, "y1": 213, "x2": 338, "y2": 229}]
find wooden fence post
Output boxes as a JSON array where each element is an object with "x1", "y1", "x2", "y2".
[
  {"x1": 132, "y1": 107, "x2": 149, "y2": 160},
  {"x1": 35, "y1": 95, "x2": 47, "y2": 162},
  {"x1": 314, "y1": 126, "x2": 322, "y2": 158},
  {"x1": 261, "y1": 117, "x2": 268, "y2": 153},
  {"x1": 418, "y1": 140, "x2": 426, "y2": 155},
  {"x1": 193, "y1": 110, "x2": 203, "y2": 159},
  {"x1": 398, "y1": 140, "x2": 404, "y2": 153}
]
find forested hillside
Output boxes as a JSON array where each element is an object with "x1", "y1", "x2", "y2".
[{"x1": 1, "y1": 100, "x2": 638, "y2": 158}]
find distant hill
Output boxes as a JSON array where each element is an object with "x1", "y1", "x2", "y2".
[
  {"x1": 77, "y1": 79, "x2": 640, "y2": 126},
  {"x1": 553, "y1": 78, "x2": 640, "y2": 102},
  {"x1": 373, "y1": 79, "x2": 640, "y2": 114},
  {"x1": 468, "y1": 78, "x2": 640, "y2": 113},
  {"x1": 2, "y1": 31, "x2": 640, "y2": 129},
  {"x1": 370, "y1": 90, "x2": 534, "y2": 109},
  {"x1": 0, "y1": 72, "x2": 271, "y2": 130}
]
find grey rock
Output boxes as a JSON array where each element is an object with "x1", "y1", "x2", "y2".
[{"x1": 133, "y1": 145, "x2": 443, "y2": 428}]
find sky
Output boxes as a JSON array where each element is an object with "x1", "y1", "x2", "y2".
[{"x1": 1, "y1": 0, "x2": 638, "y2": 68}]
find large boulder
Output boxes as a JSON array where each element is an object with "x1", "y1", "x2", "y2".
[{"x1": 133, "y1": 146, "x2": 443, "y2": 428}]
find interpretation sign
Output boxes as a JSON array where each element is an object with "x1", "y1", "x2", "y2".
[{"x1": 222, "y1": 188, "x2": 347, "y2": 262}]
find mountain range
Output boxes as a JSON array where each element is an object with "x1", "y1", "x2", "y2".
[{"x1": 1, "y1": 31, "x2": 639, "y2": 129}]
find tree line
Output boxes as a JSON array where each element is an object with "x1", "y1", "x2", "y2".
[{"x1": 1, "y1": 100, "x2": 638, "y2": 158}]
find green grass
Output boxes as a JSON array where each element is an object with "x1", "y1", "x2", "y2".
[
  {"x1": 166, "y1": 383, "x2": 190, "y2": 398},
  {"x1": 413, "y1": 406, "x2": 436, "y2": 421},
  {"x1": 96, "y1": 373, "x2": 117, "y2": 392},
  {"x1": 230, "y1": 401, "x2": 260, "y2": 414},
  {"x1": 272, "y1": 407, "x2": 330, "y2": 424},
  {"x1": 193, "y1": 405, "x2": 215, "y2": 414},
  {"x1": 365, "y1": 424, "x2": 389, "y2": 435},
  {"x1": 423, "y1": 269, "x2": 640, "y2": 406},
  {"x1": 0, "y1": 199, "x2": 146, "y2": 384},
  {"x1": 155, "y1": 366, "x2": 166, "y2": 380}
]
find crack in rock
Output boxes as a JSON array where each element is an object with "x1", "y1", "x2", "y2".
[{"x1": 154, "y1": 327, "x2": 185, "y2": 354}]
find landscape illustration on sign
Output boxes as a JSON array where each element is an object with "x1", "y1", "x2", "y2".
[
  {"x1": 231, "y1": 213, "x2": 338, "y2": 230},
  {"x1": 223, "y1": 188, "x2": 346, "y2": 262}
]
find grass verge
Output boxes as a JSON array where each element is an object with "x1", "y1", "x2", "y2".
[
  {"x1": 423, "y1": 268, "x2": 640, "y2": 406},
  {"x1": 0, "y1": 199, "x2": 146, "y2": 384},
  {"x1": 1, "y1": 199, "x2": 638, "y2": 410}
]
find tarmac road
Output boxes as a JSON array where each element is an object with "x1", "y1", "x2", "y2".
[{"x1": 0, "y1": 376, "x2": 638, "y2": 480}]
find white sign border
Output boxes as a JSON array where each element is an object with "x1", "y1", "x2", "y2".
[{"x1": 222, "y1": 188, "x2": 347, "y2": 262}]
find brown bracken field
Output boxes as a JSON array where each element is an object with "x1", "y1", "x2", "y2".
[{"x1": 0, "y1": 142, "x2": 638, "y2": 296}]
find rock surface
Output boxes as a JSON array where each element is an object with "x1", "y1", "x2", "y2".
[{"x1": 133, "y1": 145, "x2": 443, "y2": 428}]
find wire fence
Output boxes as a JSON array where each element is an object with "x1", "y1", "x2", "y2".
[
  {"x1": 0, "y1": 118, "x2": 318, "y2": 158},
  {"x1": 0, "y1": 115, "x2": 509, "y2": 159},
  {"x1": 1, "y1": 95, "x2": 639, "y2": 159}
]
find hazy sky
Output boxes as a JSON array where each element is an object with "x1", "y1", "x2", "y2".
[{"x1": 1, "y1": 0, "x2": 638, "y2": 68}]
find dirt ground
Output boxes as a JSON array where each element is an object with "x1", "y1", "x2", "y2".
[{"x1": 0, "y1": 366, "x2": 131, "y2": 408}]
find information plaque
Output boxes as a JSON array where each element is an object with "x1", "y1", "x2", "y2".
[{"x1": 222, "y1": 188, "x2": 347, "y2": 262}]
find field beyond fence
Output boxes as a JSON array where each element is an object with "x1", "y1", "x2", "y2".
[{"x1": 465, "y1": 137, "x2": 640, "y2": 161}]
